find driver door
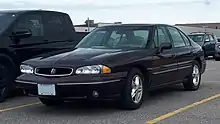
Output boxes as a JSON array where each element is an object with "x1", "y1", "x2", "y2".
[
  {"x1": 150, "y1": 25, "x2": 178, "y2": 87},
  {"x1": 9, "y1": 12, "x2": 45, "y2": 63}
]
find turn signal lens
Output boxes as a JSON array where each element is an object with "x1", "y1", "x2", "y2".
[{"x1": 102, "y1": 66, "x2": 111, "y2": 74}]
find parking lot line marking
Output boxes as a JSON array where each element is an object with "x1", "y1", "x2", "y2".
[
  {"x1": 145, "y1": 94, "x2": 220, "y2": 124},
  {"x1": 206, "y1": 68, "x2": 217, "y2": 71},
  {"x1": 0, "y1": 102, "x2": 41, "y2": 113}
]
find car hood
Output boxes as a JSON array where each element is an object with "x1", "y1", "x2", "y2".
[{"x1": 23, "y1": 48, "x2": 134, "y2": 67}]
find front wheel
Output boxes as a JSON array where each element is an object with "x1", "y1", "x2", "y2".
[
  {"x1": 39, "y1": 98, "x2": 63, "y2": 106},
  {"x1": 0, "y1": 61, "x2": 15, "y2": 103},
  {"x1": 214, "y1": 55, "x2": 220, "y2": 61},
  {"x1": 183, "y1": 61, "x2": 201, "y2": 91},
  {"x1": 119, "y1": 68, "x2": 145, "y2": 110}
]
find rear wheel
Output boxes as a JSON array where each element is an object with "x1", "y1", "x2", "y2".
[
  {"x1": 0, "y1": 61, "x2": 15, "y2": 103},
  {"x1": 119, "y1": 68, "x2": 145, "y2": 110},
  {"x1": 39, "y1": 98, "x2": 63, "y2": 106},
  {"x1": 183, "y1": 61, "x2": 201, "y2": 91},
  {"x1": 214, "y1": 55, "x2": 220, "y2": 61}
]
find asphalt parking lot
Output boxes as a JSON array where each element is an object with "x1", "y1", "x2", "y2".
[{"x1": 0, "y1": 59, "x2": 220, "y2": 124}]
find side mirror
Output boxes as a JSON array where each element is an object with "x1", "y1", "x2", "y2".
[
  {"x1": 11, "y1": 28, "x2": 32, "y2": 39},
  {"x1": 157, "y1": 42, "x2": 172, "y2": 53}
]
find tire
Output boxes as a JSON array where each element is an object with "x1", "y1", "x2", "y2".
[
  {"x1": 183, "y1": 61, "x2": 201, "y2": 91},
  {"x1": 39, "y1": 98, "x2": 63, "y2": 106},
  {"x1": 119, "y1": 68, "x2": 145, "y2": 110},
  {"x1": 0, "y1": 60, "x2": 16, "y2": 103},
  {"x1": 214, "y1": 56, "x2": 220, "y2": 61},
  {"x1": 215, "y1": 57, "x2": 220, "y2": 61}
]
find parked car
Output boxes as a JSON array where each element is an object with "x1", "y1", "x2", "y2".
[
  {"x1": 188, "y1": 32, "x2": 217, "y2": 58},
  {"x1": 0, "y1": 10, "x2": 89, "y2": 102},
  {"x1": 16, "y1": 24, "x2": 206, "y2": 110},
  {"x1": 214, "y1": 41, "x2": 220, "y2": 61}
]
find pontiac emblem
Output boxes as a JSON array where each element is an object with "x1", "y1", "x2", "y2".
[{"x1": 51, "y1": 68, "x2": 56, "y2": 75}]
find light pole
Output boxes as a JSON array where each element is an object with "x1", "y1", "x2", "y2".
[{"x1": 87, "y1": 17, "x2": 90, "y2": 32}]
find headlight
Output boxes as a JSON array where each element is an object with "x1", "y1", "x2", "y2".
[
  {"x1": 75, "y1": 65, "x2": 111, "y2": 74},
  {"x1": 20, "y1": 64, "x2": 34, "y2": 74},
  {"x1": 218, "y1": 45, "x2": 220, "y2": 49}
]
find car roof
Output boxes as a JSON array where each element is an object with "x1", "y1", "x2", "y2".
[
  {"x1": 189, "y1": 32, "x2": 213, "y2": 35},
  {"x1": 100, "y1": 23, "x2": 173, "y2": 28},
  {"x1": 0, "y1": 9, "x2": 67, "y2": 15}
]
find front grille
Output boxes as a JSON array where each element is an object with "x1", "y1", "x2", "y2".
[{"x1": 34, "y1": 67, "x2": 73, "y2": 77}]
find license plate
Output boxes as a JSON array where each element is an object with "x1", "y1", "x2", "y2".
[{"x1": 38, "y1": 84, "x2": 56, "y2": 96}]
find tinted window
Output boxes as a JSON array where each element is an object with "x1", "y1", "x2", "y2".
[
  {"x1": 0, "y1": 13, "x2": 16, "y2": 32},
  {"x1": 154, "y1": 26, "x2": 171, "y2": 47},
  {"x1": 188, "y1": 34, "x2": 204, "y2": 42},
  {"x1": 209, "y1": 35, "x2": 214, "y2": 41},
  {"x1": 44, "y1": 14, "x2": 66, "y2": 40},
  {"x1": 14, "y1": 14, "x2": 43, "y2": 36},
  {"x1": 204, "y1": 35, "x2": 210, "y2": 42},
  {"x1": 76, "y1": 26, "x2": 151, "y2": 49},
  {"x1": 179, "y1": 31, "x2": 190, "y2": 46},
  {"x1": 167, "y1": 26, "x2": 186, "y2": 47}
]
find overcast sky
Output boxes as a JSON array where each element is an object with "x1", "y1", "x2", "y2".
[{"x1": 0, "y1": 0, "x2": 219, "y2": 25}]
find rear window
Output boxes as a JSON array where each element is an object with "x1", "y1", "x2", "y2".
[{"x1": 188, "y1": 34, "x2": 204, "y2": 42}]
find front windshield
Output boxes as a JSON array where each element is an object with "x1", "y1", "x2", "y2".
[
  {"x1": 0, "y1": 13, "x2": 16, "y2": 32},
  {"x1": 188, "y1": 34, "x2": 204, "y2": 42},
  {"x1": 75, "y1": 26, "x2": 151, "y2": 49}
]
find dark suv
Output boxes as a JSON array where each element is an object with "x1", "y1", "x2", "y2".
[
  {"x1": 188, "y1": 32, "x2": 217, "y2": 58},
  {"x1": 0, "y1": 10, "x2": 88, "y2": 102}
]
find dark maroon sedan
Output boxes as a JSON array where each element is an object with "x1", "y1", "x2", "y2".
[{"x1": 16, "y1": 24, "x2": 206, "y2": 110}]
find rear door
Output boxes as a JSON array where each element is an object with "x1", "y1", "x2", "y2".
[
  {"x1": 166, "y1": 26, "x2": 193, "y2": 81},
  {"x1": 203, "y1": 34, "x2": 212, "y2": 56},
  {"x1": 150, "y1": 25, "x2": 179, "y2": 87},
  {"x1": 208, "y1": 34, "x2": 216, "y2": 55},
  {"x1": 9, "y1": 11, "x2": 46, "y2": 63},
  {"x1": 42, "y1": 12, "x2": 76, "y2": 53}
]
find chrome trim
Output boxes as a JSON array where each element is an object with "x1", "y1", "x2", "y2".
[
  {"x1": 153, "y1": 65, "x2": 192, "y2": 75},
  {"x1": 34, "y1": 67, "x2": 74, "y2": 77},
  {"x1": 178, "y1": 65, "x2": 192, "y2": 70},
  {"x1": 162, "y1": 63, "x2": 177, "y2": 68},
  {"x1": 153, "y1": 68, "x2": 178, "y2": 75},
  {"x1": 57, "y1": 79, "x2": 121, "y2": 86},
  {"x1": 148, "y1": 60, "x2": 192, "y2": 71},
  {"x1": 178, "y1": 60, "x2": 192, "y2": 65},
  {"x1": 15, "y1": 80, "x2": 37, "y2": 85}
]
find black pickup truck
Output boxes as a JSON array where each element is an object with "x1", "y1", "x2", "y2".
[{"x1": 0, "y1": 10, "x2": 88, "y2": 102}]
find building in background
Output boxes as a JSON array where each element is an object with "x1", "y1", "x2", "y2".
[
  {"x1": 74, "y1": 20, "x2": 220, "y2": 38},
  {"x1": 175, "y1": 23, "x2": 220, "y2": 29},
  {"x1": 74, "y1": 19, "x2": 122, "y2": 32}
]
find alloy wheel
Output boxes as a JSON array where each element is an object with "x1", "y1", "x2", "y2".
[
  {"x1": 131, "y1": 75, "x2": 143, "y2": 104},
  {"x1": 192, "y1": 65, "x2": 200, "y2": 86}
]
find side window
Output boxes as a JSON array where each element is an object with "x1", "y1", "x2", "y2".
[
  {"x1": 179, "y1": 31, "x2": 191, "y2": 46},
  {"x1": 167, "y1": 26, "x2": 186, "y2": 47},
  {"x1": 204, "y1": 35, "x2": 210, "y2": 42},
  {"x1": 154, "y1": 26, "x2": 171, "y2": 47},
  {"x1": 44, "y1": 14, "x2": 66, "y2": 40},
  {"x1": 209, "y1": 34, "x2": 214, "y2": 41},
  {"x1": 14, "y1": 14, "x2": 43, "y2": 37}
]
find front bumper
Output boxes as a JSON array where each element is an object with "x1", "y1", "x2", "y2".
[{"x1": 16, "y1": 72, "x2": 127, "y2": 100}]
